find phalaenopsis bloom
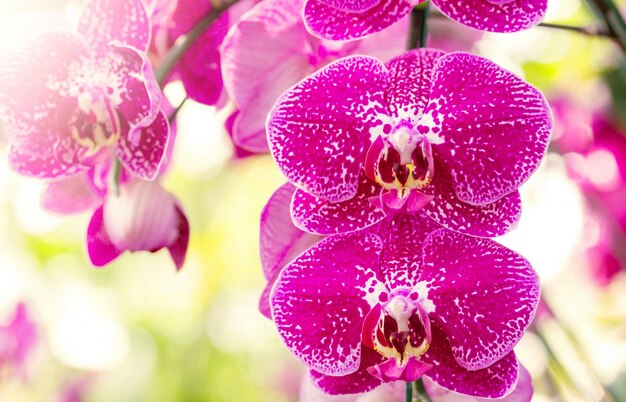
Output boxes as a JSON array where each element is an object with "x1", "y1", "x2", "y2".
[
  {"x1": 303, "y1": 0, "x2": 548, "y2": 40},
  {"x1": 0, "y1": 0, "x2": 169, "y2": 181},
  {"x1": 268, "y1": 49, "x2": 552, "y2": 237},
  {"x1": 270, "y1": 212, "x2": 539, "y2": 397},
  {"x1": 221, "y1": 0, "x2": 407, "y2": 152},
  {"x1": 87, "y1": 179, "x2": 189, "y2": 270}
]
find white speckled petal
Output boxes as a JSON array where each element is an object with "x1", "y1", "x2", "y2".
[
  {"x1": 423, "y1": 363, "x2": 533, "y2": 402},
  {"x1": 421, "y1": 229, "x2": 539, "y2": 370},
  {"x1": 116, "y1": 111, "x2": 169, "y2": 181},
  {"x1": 78, "y1": 0, "x2": 150, "y2": 52},
  {"x1": 428, "y1": 52, "x2": 552, "y2": 205},
  {"x1": 303, "y1": 0, "x2": 413, "y2": 40},
  {"x1": 421, "y1": 156, "x2": 522, "y2": 237},
  {"x1": 433, "y1": 0, "x2": 547, "y2": 33},
  {"x1": 291, "y1": 174, "x2": 386, "y2": 235},
  {"x1": 422, "y1": 322, "x2": 520, "y2": 398},
  {"x1": 0, "y1": 31, "x2": 87, "y2": 142},
  {"x1": 271, "y1": 233, "x2": 384, "y2": 376},
  {"x1": 385, "y1": 48, "x2": 445, "y2": 119},
  {"x1": 267, "y1": 56, "x2": 388, "y2": 203}
]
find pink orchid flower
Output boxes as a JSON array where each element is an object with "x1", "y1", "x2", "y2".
[
  {"x1": 267, "y1": 49, "x2": 552, "y2": 238},
  {"x1": 0, "y1": 0, "x2": 169, "y2": 181}
]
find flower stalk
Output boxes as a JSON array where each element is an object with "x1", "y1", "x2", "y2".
[
  {"x1": 407, "y1": 1, "x2": 431, "y2": 49},
  {"x1": 414, "y1": 378, "x2": 432, "y2": 402},
  {"x1": 585, "y1": 0, "x2": 626, "y2": 52},
  {"x1": 155, "y1": 0, "x2": 240, "y2": 86},
  {"x1": 405, "y1": 381, "x2": 413, "y2": 402}
]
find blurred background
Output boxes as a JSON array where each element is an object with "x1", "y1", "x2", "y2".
[{"x1": 1, "y1": 0, "x2": 626, "y2": 400}]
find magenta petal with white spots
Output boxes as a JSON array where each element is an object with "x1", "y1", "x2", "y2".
[
  {"x1": 222, "y1": 0, "x2": 312, "y2": 152},
  {"x1": 271, "y1": 233, "x2": 384, "y2": 375},
  {"x1": 310, "y1": 346, "x2": 384, "y2": 395},
  {"x1": 268, "y1": 56, "x2": 387, "y2": 203},
  {"x1": 108, "y1": 45, "x2": 161, "y2": 128},
  {"x1": 385, "y1": 48, "x2": 444, "y2": 118},
  {"x1": 376, "y1": 214, "x2": 439, "y2": 288},
  {"x1": 430, "y1": 52, "x2": 552, "y2": 205},
  {"x1": 291, "y1": 174, "x2": 386, "y2": 235},
  {"x1": 422, "y1": 323, "x2": 519, "y2": 398},
  {"x1": 433, "y1": 0, "x2": 547, "y2": 33},
  {"x1": 117, "y1": 111, "x2": 169, "y2": 181},
  {"x1": 8, "y1": 137, "x2": 84, "y2": 179},
  {"x1": 303, "y1": 0, "x2": 413, "y2": 41},
  {"x1": 421, "y1": 229, "x2": 539, "y2": 370},
  {"x1": 87, "y1": 206, "x2": 123, "y2": 267},
  {"x1": 422, "y1": 157, "x2": 522, "y2": 237},
  {"x1": 78, "y1": 0, "x2": 150, "y2": 52},
  {"x1": 424, "y1": 363, "x2": 533, "y2": 402},
  {"x1": 316, "y1": 0, "x2": 380, "y2": 12},
  {"x1": 0, "y1": 31, "x2": 86, "y2": 141}
]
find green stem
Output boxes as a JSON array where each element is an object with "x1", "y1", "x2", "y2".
[
  {"x1": 538, "y1": 22, "x2": 613, "y2": 37},
  {"x1": 405, "y1": 381, "x2": 413, "y2": 402},
  {"x1": 155, "y1": 0, "x2": 240, "y2": 87},
  {"x1": 407, "y1": 2, "x2": 431, "y2": 49},
  {"x1": 585, "y1": 0, "x2": 626, "y2": 52},
  {"x1": 169, "y1": 97, "x2": 189, "y2": 123},
  {"x1": 428, "y1": 11, "x2": 614, "y2": 39},
  {"x1": 108, "y1": 158, "x2": 122, "y2": 196},
  {"x1": 414, "y1": 378, "x2": 432, "y2": 402}
]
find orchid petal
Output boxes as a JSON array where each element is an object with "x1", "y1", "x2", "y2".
[
  {"x1": 421, "y1": 229, "x2": 539, "y2": 370},
  {"x1": 291, "y1": 174, "x2": 386, "y2": 235},
  {"x1": 268, "y1": 56, "x2": 387, "y2": 203},
  {"x1": 303, "y1": 0, "x2": 413, "y2": 41},
  {"x1": 429, "y1": 52, "x2": 552, "y2": 205},
  {"x1": 271, "y1": 233, "x2": 384, "y2": 375},
  {"x1": 433, "y1": 0, "x2": 547, "y2": 33},
  {"x1": 78, "y1": 0, "x2": 150, "y2": 52},
  {"x1": 87, "y1": 205, "x2": 122, "y2": 267},
  {"x1": 117, "y1": 111, "x2": 169, "y2": 181},
  {"x1": 421, "y1": 323, "x2": 520, "y2": 398}
]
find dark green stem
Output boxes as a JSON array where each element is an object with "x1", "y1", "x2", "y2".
[
  {"x1": 155, "y1": 0, "x2": 240, "y2": 87},
  {"x1": 169, "y1": 97, "x2": 189, "y2": 123},
  {"x1": 538, "y1": 22, "x2": 613, "y2": 37},
  {"x1": 585, "y1": 0, "x2": 626, "y2": 52},
  {"x1": 414, "y1": 378, "x2": 432, "y2": 402},
  {"x1": 407, "y1": 2, "x2": 431, "y2": 49},
  {"x1": 108, "y1": 158, "x2": 122, "y2": 196},
  {"x1": 429, "y1": 11, "x2": 614, "y2": 39},
  {"x1": 405, "y1": 381, "x2": 413, "y2": 402}
]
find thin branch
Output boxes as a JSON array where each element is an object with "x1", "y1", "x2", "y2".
[
  {"x1": 585, "y1": 0, "x2": 626, "y2": 52},
  {"x1": 537, "y1": 22, "x2": 613, "y2": 37},
  {"x1": 155, "y1": 0, "x2": 240, "y2": 87},
  {"x1": 429, "y1": 11, "x2": 614, "y2": 39}
]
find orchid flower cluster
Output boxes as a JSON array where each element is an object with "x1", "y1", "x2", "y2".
[{"x1": 0, "y1": 0, "x2": 563, "y2": 399}]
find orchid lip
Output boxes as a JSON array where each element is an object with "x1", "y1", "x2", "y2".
[
  {"x1": 57, "y1": 88, "x2": 121, "y2": 164},
  {"x1": 362, "y1": 289, "x2": 432, "y2": 374},
  {"x1": 365, "y1": 123, "x2": 435, "y2": 196}
]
